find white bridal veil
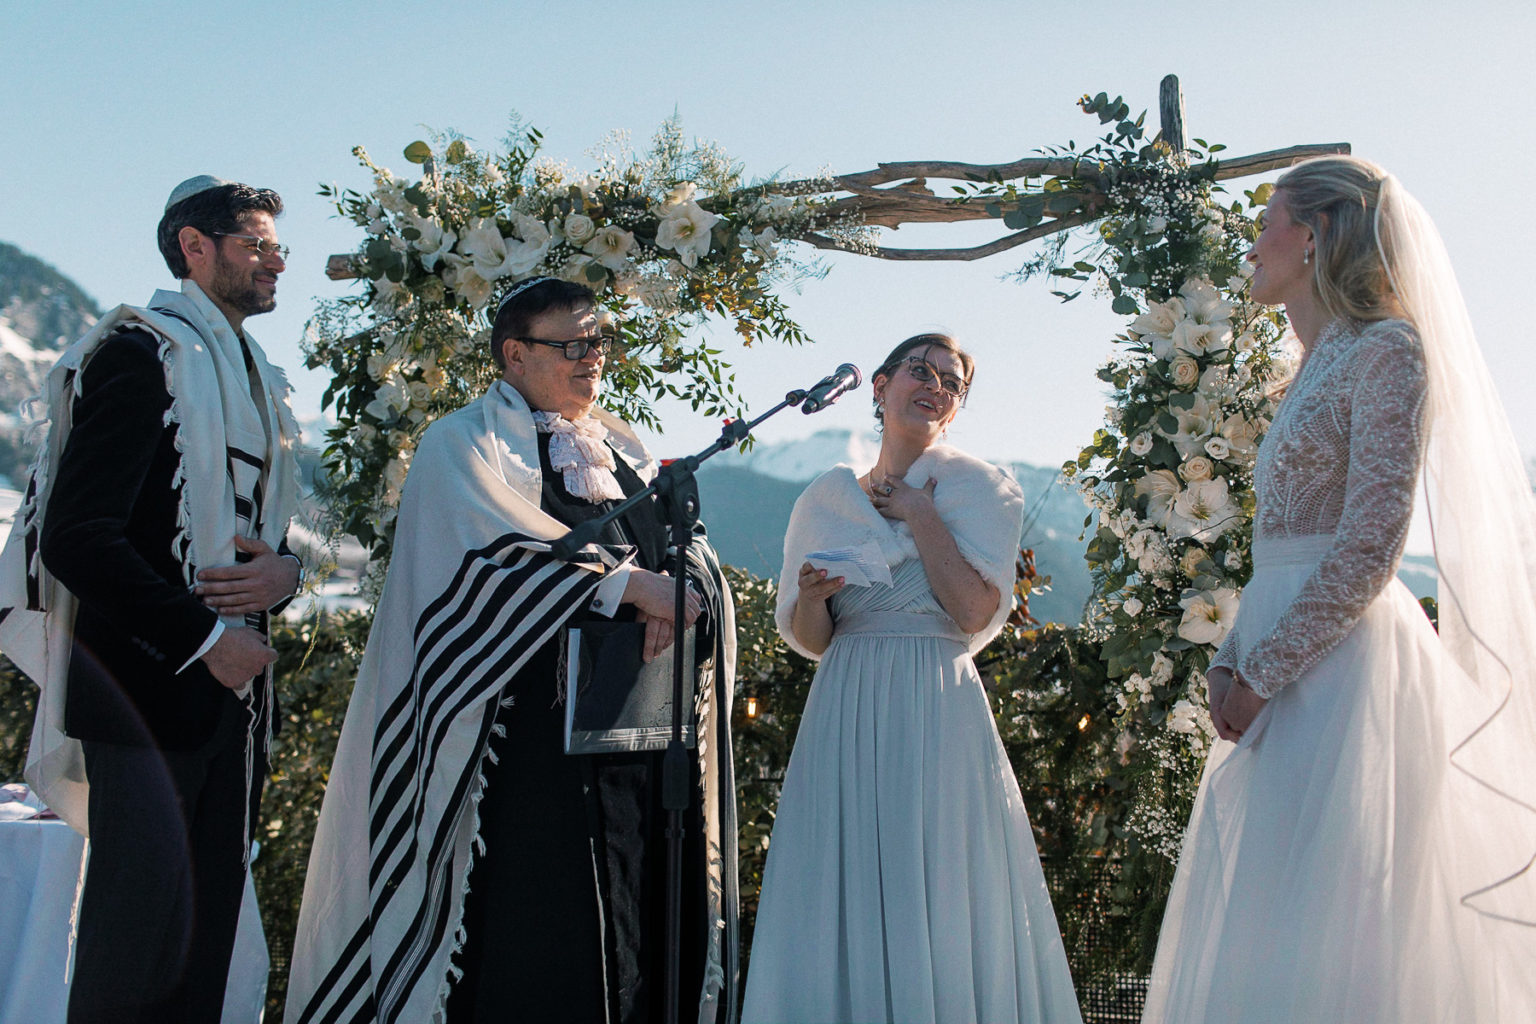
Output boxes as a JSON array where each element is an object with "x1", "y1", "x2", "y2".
[{"x1": 1377, "y1": 174, "x2": 1536, "y2": 925}]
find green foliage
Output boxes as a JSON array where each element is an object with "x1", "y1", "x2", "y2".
[
  {"x1": 308, "y1": 117, "x2": 839, "y2": 564},
  {"x1": 254, "y1": 610, "x2": 372, "y2": 1021},
  {"x1": 0, "y1": 656, "x2": 36, "y2": 785}
]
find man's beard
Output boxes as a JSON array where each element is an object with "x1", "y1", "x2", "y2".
[{"x1": 209, "y1": 253, "x2": 276, "y2": 317}]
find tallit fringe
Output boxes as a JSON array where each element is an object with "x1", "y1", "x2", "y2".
[
  {"x1": 64, "y1": 837, "x2": 90, "y2": 984},
  {"x1": 429, "y1": 712, "x2": 504, "y2": 1024},
  {"x1": 157, "y1": 333, "x2": 198, "y2": 586}
]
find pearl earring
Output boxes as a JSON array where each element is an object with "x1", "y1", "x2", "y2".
[{"x1": 1303, "y1": 249, "x2": 1313, "y2": 265}]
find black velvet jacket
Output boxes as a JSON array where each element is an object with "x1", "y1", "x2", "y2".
[{"x1": 38, "y1": 327, "x2": 290, "y2": 750}]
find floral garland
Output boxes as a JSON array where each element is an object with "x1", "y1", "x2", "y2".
[
  {"x1": 307, "y1": 118, "x2": 860, "y2": 560},
  {"x1": 1051, "y1": 108, "x2": 1290, "y2": 861}
]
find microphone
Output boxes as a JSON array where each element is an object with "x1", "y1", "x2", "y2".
[{"x1": 800, "y1": 363, "x2": 862, "y2": 414}]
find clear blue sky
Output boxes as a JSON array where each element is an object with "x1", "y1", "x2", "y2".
[{"x1": 4, "y1": 0, "x2": 1533, "y2": 469}]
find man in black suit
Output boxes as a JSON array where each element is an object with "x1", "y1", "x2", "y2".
[{"x1": 29, "y1": 177, "x2": 304, "y2": 1023}]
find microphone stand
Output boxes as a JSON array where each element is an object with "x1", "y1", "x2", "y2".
[{"x1": 549, "y1": 383, "x2": 821, "y2": 1024}]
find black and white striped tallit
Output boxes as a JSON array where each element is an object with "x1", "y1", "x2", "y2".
[
  {"x1": 286, "y1": 382, "x2": 739, "y2": 1024},
  {"x1": 0, "y1": 279, "x2": 301, "y2": 836}
]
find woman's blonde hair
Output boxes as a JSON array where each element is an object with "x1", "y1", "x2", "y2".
[{"x1": 1275, "y1": 155, "x2": 1404, "y2": 322}]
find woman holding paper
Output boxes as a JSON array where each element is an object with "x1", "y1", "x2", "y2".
[{"x1": 741, "y1": 334, "x2": 1082, "y2": 1024}]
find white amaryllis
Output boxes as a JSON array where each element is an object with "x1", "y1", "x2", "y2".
[
  {"x1": 1165, "y1": 395, "x2": 1220, "y2": 458},
  {"x1": 655, "y1": 200, "x2": 720, "y2": 267},
  {"x1": 441, "y1": 254, "x2": 495, "y2": 311},
  {"x1": 1176, "y1": 587, "x2": 1240, "y2": 646},
  {"x1": 1130, "y1": 297, "x2": 1183, "y2": 339},
  {"x1": 1169, "y1": 477, "x2": 1239, "y2": 542},
  {"x1": 364, "y1": 378, "x2": 411, "y2": 422},
  {"x1": 583, "y1": 225, "x2": 636, "y2": 271},
  {"x1": 1179, "y1": 277, "x2": 1234, "y2": 326},
  {"x1": 409, "y1": 215, "x2": 458, "y2": 271},
  {"x1": 1136, "y1": 469, "x2": 1182, "y2": 528},
  {"x1": 457, "y1": 215, "x2": 550, "y2": 281}
]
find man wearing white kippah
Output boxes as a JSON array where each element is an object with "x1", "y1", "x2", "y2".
[
  {"x1": 0, "y1": 176, "x2": 304, "y2": 1021},
  {"x1": 288, "y1": 278, "x2": 739, "y2": 1024}
]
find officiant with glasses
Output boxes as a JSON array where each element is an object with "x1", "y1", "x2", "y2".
[{"x1": 287, "y1": 277, "x2": 739, "y2": 1024}]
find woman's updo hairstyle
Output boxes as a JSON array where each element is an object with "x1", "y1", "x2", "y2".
[
  {"x1": 870, "y1": 332, "x2": 975, "y2": 428},
  {"x1": 1274, "y1": 156, "x2": 1402, "y2": 323}
]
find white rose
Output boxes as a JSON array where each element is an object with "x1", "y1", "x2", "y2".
[
  {"x1": 1124, "y1": 529, "x2": 1151, "y2": 559},
  {"x1": 1145, "y1": 214, "x2": 1168, "y2": 233},
  {"x1": 366, "y1": 354, "x2": 397, "y2": 382},
  {"x1": 563, "y1": 213, "x2": 597, "y2": 244},
  {"x1": 1222, "y1": 414, "x2": 1260, "y2": 453},
  {"x1": 1130, "y1": 432, "x2": 1154, "y2": 456},
  {"x1": 1204, "y1": 436, "x2": 1232, "y2": 460},
  {"x1": 407, "y1": 380, "x2": 432, "y2": 406},
  {"x1": 1179, "y1": 455, "x2": 1214, "y2": 482},
  {"x1": 1169, "y1": 355, "x2": 1200, "y2": 388},
  {"x1": 1179, "y1": 545, "x2": 1207, "y2": 578},
  {"x1": 1150, "y1": 652, "x2": 1175, "y2": 686},
  {"x1": 1123, "y1": 596, "x2": 1144, "y2": 617},
  {"x1": 1224, "y1": 550, "x2": 1243, "y2": 570}
]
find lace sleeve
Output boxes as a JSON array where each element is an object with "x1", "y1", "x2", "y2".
[
  {"x1": 1209, "y1": 628, "x2": 1240, "y2": 674},
  {"x1": 1237, "y1": 324, "x2": 1428, "y2": 698}
]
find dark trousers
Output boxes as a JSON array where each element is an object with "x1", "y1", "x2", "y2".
[{"x1": 67, "y1": 697, "x2": 260, "y2": 1024}]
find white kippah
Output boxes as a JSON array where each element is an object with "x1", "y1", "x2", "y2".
[{"x1": 165, "y1": 175, "x2": 234, "y2": 212}]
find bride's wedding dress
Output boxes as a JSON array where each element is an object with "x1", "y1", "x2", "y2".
[{"x1": 1142, "y1": 318, "x2": 1536, "y2": 1023}]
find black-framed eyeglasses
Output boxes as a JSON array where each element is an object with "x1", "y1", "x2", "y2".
[
  {"x1": 902, "y1": 356, "x2": 969, "y2": 398},
  {"x1": 211, "y1": 232, "x2": 290, "y2": 261},
  {"x1": 518, "y1": 334, "x2": 612, "y2": 361}
]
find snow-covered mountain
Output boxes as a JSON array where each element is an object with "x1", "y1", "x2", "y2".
[
  {"x1": 0, "y1": 242, "x2": 102, "y2": 487},
  {"x1": 696, "y1": 428, "x2": 1095, "y2": 623}
]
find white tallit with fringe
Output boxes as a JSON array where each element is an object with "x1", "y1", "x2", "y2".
[
  {"x1": 0, "y1": 279, "x2": 301, "y2": 836},
  {"x1": 775, "y1": 444, "x2": 1024, "y2": 661},
  {"x1": 286, "y1": 380, "x2": 739, "y2": 1024}
]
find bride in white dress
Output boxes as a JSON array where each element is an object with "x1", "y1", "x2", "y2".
[
  {"x1": 741, "y1": 334, "x2": 1083, "y2": 1024},
  {"x1": 1143, "y1": 157, "x2": 1536, "y2": 1023}
]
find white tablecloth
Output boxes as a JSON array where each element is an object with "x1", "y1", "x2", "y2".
[{"x1": 0, "y1": 819, "x2": 268, "y2": 1023}]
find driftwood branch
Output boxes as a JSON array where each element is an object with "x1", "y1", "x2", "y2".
[
  {"x1": 1158, "y1": 74, "x2": 1187, "y2": 154},
  {"x1": 324, "y1": 140, "x2": 1351, "y2": 277},
  {"x1": 803, "y1": 210, "x2": 1097, "y2": 262}
]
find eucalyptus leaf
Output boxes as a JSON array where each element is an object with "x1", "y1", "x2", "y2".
[{"x1": 403, "y1": 140, "x2": 432, "y2": 164}]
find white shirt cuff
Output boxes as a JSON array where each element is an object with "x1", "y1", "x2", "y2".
[
  {"x1": 589, "y1": 564, "x2": 633, "y2": 618},
  {"x1": 180, "y1": 619, "x2": 225, "y2": 674}
]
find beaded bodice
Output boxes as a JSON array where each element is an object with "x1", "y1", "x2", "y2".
[{"x1": 1214, "y1": 318, "x2": 1428, "y2": 698}]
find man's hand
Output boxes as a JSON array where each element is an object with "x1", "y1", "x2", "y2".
[
  {"x1": 621, "y1": 569, "x2": 702, "y2": 625},
  {"x1": 201, "y1": 625, "x2": 278, "y2": 690},
  {"x1": 195, "y1": 537, "x2": 300, "y2": 614}
]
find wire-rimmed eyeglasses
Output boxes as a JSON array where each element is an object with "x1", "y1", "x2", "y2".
[{"x1": 211, "y1": 233, "x2": 290, "y2": 262}]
